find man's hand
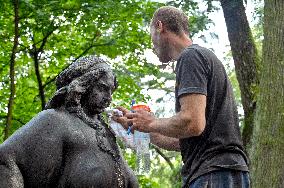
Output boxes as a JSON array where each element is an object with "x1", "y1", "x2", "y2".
[
  {"x1": 124, "y1": 109, "x2": 156, "y2": 133},
  {"x1": 111, "y1": 106, "x2": 130, "y2": 130}
]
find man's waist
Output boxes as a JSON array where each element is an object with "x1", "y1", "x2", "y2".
[{"x1": 181, "y1": 152, "x2": 249, "y2": 187}]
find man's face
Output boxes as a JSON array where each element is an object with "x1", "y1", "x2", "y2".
[
  {"x1": 86, "y1": 72, "x2": 115, "y2": 114},
  {"x1": 150, "y1": 25, "x2": 172, "y2": 63}
]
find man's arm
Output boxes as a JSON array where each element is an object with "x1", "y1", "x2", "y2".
[
  {"x1": 112, "y1": 107, "x2": 179, "y2": 151},
  {"x1": 150, "y1": 132, "x2": 180, "y2": 151},
  {"x1": 126, "y1": 93, "x2": 206, "y2": 139}
]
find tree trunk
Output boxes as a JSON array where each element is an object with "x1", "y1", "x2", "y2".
[
  {"x1": 220, "y1": 0, "x2": 260, "y2": 148},
  {"x1": 30, "y1": 27, "x2": 60, "y2": 110},
  {"x1": 33, "y1": 52, "x2": 46, "y2": 110},
  {"x1": 250, "y1": 1, "x2": 284, "y2": 187},
  {"x1": 4, "y1": 0, "x2": 20, "y2": 140}
]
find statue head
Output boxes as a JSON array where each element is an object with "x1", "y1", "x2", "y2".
[{"x1": 46, "y1": 55, "x2": 118, "y2": 115}]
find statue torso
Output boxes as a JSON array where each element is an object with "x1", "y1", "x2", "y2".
[{"x1": 0, "y1": 109, "x2": 138, "y2": 188}]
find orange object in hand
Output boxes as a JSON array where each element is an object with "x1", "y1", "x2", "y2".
[{"x1": 131, "y1": 104, "x2": 151, "y2": 112}]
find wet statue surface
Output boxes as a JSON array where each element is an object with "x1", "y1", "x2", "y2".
[{"x1": 0, "y1": 56, "x2": 138, "y2": 188}]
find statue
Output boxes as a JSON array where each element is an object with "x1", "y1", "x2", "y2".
[{"x1": 0, "y1": 56, "x2": 139, "y2": 188}]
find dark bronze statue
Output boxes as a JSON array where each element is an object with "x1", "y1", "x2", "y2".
[{"x1": 0, "y1": 56, "x2": 138, "y2": 188}]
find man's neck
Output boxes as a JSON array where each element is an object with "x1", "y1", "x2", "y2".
[{"x1": 170, "y1": 33, "x2": 192, "y2": 60}]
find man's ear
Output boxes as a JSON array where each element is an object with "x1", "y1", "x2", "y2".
[{"x1": 156, "y1": 20, "x2": 164, "y2": 33}]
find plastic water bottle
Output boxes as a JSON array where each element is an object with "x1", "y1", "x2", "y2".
[
  {"x1": 109, "y1": 109, "x2": 135, "y2": 148},
  {"x1": 134, "y1": 130, "x2": 150, "y2": 175}
]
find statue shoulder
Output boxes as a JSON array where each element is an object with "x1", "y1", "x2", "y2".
[
  {"x1": 36, "y1": 109, "x2": 71, "y2": 126},
  {"x1": 0, "y1": 109, "x2": 70, "y2": 160},
  {"x1": 37, "y1": 109, "x2": 82, "y2": 127},
  {"x1": 34, "y1": 109, "x2": 80, "y2": 134},
  {"x1": 5, "y1": 109, "x2": 71, "y2": 143}
]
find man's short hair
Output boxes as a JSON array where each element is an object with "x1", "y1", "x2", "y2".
[{"x1": 151, "y1": 6, "x2": 189, "y2": 35}]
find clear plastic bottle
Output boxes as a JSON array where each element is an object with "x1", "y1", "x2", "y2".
[
  {"x1": 134, "y1": 130, "x2": 150, "y2": 175},
  {"x1": 109, "y1": 109, "x2": 135, "y2": 148}
]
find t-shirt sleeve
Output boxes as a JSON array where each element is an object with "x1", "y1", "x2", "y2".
[{"x1": 176, "y1": 48, "x2": 209, "y2": 99}]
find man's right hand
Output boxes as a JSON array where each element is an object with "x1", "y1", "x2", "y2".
[{"x1": 112, "y1": 106, "x2": 131, "y2": 130}]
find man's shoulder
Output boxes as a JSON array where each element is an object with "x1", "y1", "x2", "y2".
[
  {"x1": 182, "y1": 44, "x2": 209, "y2": 54},
  {"x1": 187, "y1": 44, "x2": 205, "y2": 50},
  {"x1": 179, "y1": 44, "x2": 223, "y2": 72},
  {"x1": 177, "y1": 44, "x2": 212, "y2": 71},
  {"x1": 178, "y1": 44, "x2": 210, "y2": 62}
]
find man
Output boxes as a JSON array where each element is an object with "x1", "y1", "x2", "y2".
[{"x1": 115, "y1": 6, "x2": 249, "y2": 188}]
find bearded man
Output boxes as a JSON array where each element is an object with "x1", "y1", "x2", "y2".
[{"x1": 114, "y1": 6, "x2": 250, "y2": 188}]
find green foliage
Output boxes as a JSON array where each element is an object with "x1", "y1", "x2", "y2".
[
  {"x1": 150, "y1": 149, "x2": 182, "y2": 187},
  {"x1": 137, "y1": 175, "x2": 160, "y2": 188},
  {"x1": 222, "y1": 51, "x2": 244, "y2": 130},
  {"x1": 122, "y1": 146, "x2": 182, "y2": 188},
  {"x1": 121, "y1": 148, "x2": 160, "y2": 187}
]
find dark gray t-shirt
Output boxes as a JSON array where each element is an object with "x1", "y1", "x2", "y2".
[{"x1": 175, "y1": 44, "x2": 249, "y2": 187}]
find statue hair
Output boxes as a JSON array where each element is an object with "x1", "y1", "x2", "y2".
[{"x1": 45, "y1": 55, "x2": 118, "y2": 115}]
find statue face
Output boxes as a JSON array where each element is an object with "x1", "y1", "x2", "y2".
[{"x1": 83, "y1": 72, "x2": 115, "y2": 114}]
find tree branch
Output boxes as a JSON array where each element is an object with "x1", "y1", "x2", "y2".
[
  {"x1": 42, "y1": 39, "x2": 115, "y2": 89},
  {"x1": 33, "y1": 52, "x2": 46, "y2": 110},
  {"x1": 38, "y1": 26, "x2": 58, "y2": 54},
  {"x1": 17, "y1": 20, "x2": 58, "y2": 53},
  {"x1": 5, "y1": 0, "x2": 20, "y2": 140},
  {"x1": 29, "y1": 22, "x2": 58, "y2": 110},
  {"x1": 74, "y1": 39, "x2": 115, "y2": 62},
  {"x1": 152, "y1": 145, "x2": 174, "y2": 170},
  {"x1": 1, "y1": 115, "x2": 25, "y2": 126}
]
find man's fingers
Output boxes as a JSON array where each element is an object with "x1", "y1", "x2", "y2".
[
  {"x1": 112, "y1": 116, "x2": 128, "y2": 129},
  {"x1": 112, "y1": 116, "x2": 118, "y2": 121},
  {"x1": 125, "y1": 112, "x2": 138, "y2": 119},
  {"x1": 116, "y1": 106, "x2": 129, "y2": 115},
  {"x1": 126, "y1": 119, "x2": 133, "y2": 126}
]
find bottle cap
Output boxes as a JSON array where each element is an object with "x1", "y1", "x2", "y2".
[{"x1": 131, "y1": 104, "x2": 151, "y2": 112}]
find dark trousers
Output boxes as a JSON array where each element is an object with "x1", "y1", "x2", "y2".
[{"x1": 189, "y1": 170, "x2": 250, "y2": 188}]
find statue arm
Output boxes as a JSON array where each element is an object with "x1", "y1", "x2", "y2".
[
  {"x1": 0, "y1": 109, "x2": 67, "y2": 187},
  {"x1": 0, "y1": 156, "x2": 24, "y2": 188}
]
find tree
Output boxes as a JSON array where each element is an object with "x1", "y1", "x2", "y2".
[
  {"x1": 3, "y1": 0, "x2": 19, "y2": 140},
  {"x1": 220, "y1": 0, "x2": 260, "y2": 148},
  {"x1": 250, "y1": 0, "x2": 284, "y2": 187}
]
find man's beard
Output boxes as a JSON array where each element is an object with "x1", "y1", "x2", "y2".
[{"x1": 157, "y1": 38, "x2": 172, "y2": 63}]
